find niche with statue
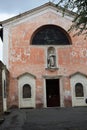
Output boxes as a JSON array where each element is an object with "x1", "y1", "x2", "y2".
[{"x1": 47, "y1": 47, "x2": 57, "y2": 70}]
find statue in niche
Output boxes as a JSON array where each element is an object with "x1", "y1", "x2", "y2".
[{"x1": 47, "y1": 47, "x2": 56, "y2": 68}]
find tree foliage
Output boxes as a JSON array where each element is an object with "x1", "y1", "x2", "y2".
[{"x1": 56, "y1": 0, "x2": 87, "y2": 38}]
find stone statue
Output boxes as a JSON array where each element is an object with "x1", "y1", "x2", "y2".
[{"x1": 48, "y1": 54, "x2": 56, "y2": 68}]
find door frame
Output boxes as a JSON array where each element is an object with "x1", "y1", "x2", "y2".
[{"x1": 43, "y1": 76, "x2": 64, "y2": 107}]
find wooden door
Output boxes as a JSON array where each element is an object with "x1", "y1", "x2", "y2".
[{"x1": 46, "y1": 79, "x2": 60, "y2": 107}]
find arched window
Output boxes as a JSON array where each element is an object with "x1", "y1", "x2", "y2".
[
  {"x1": 32, "y1": 25, "x2": 71, "y2": 45},
  {"x1": 75, "y1": 83, "x2": 84, "y2": 97},
  {"x1": 23, "y1": 84, "x2": 31, "y2": 98}
]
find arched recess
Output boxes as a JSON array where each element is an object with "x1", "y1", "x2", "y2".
[
  {"x1": 47, "y1": 47, "x2": 56, "y2": 68},
  {"x1": 31, "y1": 25, "x2": 72, "y2": 45},
  {"x1": 75, "y1": 83, "x2": 84, "y2": 97},
  {"x1": 23, "y1": 84, "x2": 31, "y2": 98},
  {"x1": 18, "y1": 73, "x2": 36, "y2": 108}
]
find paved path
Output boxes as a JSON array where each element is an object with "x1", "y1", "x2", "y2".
[{"x1": 0, "y1": 107, "x2": 87, "y2": 130}]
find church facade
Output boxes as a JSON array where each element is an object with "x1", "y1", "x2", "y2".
[{"x1": 1, "y1": 2, "x2": 87, "y2": 108}]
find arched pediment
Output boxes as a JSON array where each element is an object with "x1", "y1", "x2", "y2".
[
  {"x1": 17, "y1": 72, "x2": 36, "y2": 79},
  {"x1": 69, "y1": 71, "x2": 87, "y2": 78}
]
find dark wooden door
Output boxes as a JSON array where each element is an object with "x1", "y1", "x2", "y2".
[{"x1": 46, "y1": 79, "x2": 60, "y2": 107}]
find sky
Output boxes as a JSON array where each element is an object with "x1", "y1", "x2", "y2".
[
  {"x1": 0, "y1": 0, "x2": 58, "y2": 61},
  {"x1": 0, "y1": 0, "x2": 49, "y2": 20},
  {"x1": 0, "y1": 0, "x2": 58, "y2": 21}
]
